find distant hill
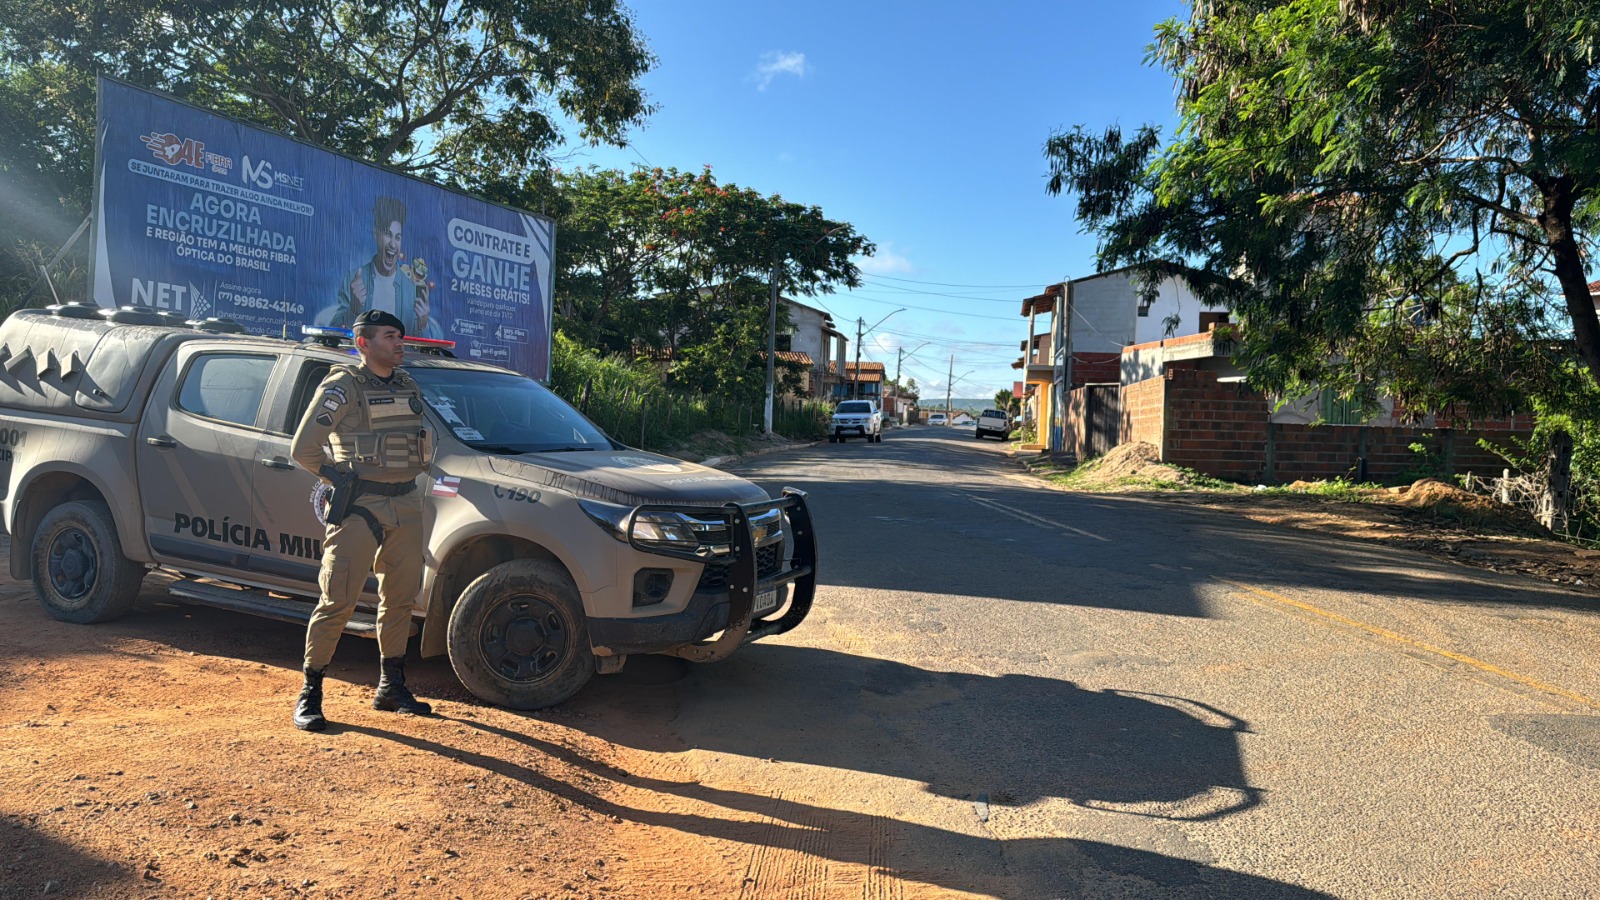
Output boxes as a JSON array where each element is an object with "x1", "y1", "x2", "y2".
[{"x1": 922, "y1": 397, "x2": 998, "y2": 413}]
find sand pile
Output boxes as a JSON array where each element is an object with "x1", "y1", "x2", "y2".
[
  {"x1": 1081, "y1": 441, "x2": 1193, "y2": 486},
  {"x1": 1392, "y1": 478, "x2": 1537, "y2": 531}
]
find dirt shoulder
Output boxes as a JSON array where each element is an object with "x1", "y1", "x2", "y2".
[
  {"x1": 0, "y1": 532, "x2": 772, "y2": 899},
  {"x1": 1020, "y1": 442, "x2": 1600, "y2": 594}
]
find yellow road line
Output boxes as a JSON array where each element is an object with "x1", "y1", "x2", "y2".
[{"x1": 1221, "y1": 578, "x2": 1600, "y2": 713}]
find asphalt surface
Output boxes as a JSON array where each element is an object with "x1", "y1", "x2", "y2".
[{"x1": 578, "y1": 424, "x2": 1600, "y2": 898}]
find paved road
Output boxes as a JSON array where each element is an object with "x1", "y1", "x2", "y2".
[{"x1": 578, "y1": 425, "x2": 1600, "y2": 898}]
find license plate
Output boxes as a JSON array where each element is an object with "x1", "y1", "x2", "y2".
[{"x1": 754, "y1": 588, "x2": 780, "y2": 614}]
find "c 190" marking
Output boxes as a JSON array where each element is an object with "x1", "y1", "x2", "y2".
[{"x1": 493, "y1": 485, "x2": 540, "y2": 504}]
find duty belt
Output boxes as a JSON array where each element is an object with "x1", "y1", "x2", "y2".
[{"x1": 357, "y1": 479, "x2": 417, "y2": 497}]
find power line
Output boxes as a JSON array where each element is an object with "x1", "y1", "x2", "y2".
[
  {"x1": 855, "y1": 278, "x2": 1026, "y2": 303},
  {"x1": 863, "y1": 273, "x2": 1057, "y2": 290},
  {"x1": 879, "y1": 327, "x2": 1022, "y2": 349},
  {"x1": 847, "y1": 293, "x2": 1023, "y2": 322}
]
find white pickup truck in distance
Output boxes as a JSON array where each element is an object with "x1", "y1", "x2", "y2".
[
  {"x1": 830, "y1": 400, "x2": 882, "y2": 443},
  {"x1": 975, "y1": 409, "x2": 1011, "y2": 440}
]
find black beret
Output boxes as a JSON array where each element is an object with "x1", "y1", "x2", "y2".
[{"x1": 353, "y1": 309, "x2": 405, "y2": 336}]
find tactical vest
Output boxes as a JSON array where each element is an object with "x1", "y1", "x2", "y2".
[{"x1": 327, "y1": 364, "x2": 433, "y2": 482}]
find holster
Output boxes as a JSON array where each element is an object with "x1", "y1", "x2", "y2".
[{"x1": 319, "y1": 464, "x2": 359, "y2": 526}]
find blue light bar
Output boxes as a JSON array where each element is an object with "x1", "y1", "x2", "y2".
[{"x1": 302, "y1": 326, "x2": 353, "y2": 340}]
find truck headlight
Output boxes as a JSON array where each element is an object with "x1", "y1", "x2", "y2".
[
  {"x1": 631, "y1": 512, "x2": 699, "y2": 547},
  {"x1": 578, "y1": 498, "x2": 701, "y2": 552}
]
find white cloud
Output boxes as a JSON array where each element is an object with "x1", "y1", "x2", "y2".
[
  {"x1": 753, "y1": 51, "x2": 808, "y2": 91},
  {"x1": 855, "y1": 244, "x2": 914, "y2": 275}
]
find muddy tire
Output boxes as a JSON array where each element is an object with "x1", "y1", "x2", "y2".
[
  {"x1": 31, "y1": 500, "x2": 145, "y2": 624},
  {"x1": 447, "y1": 559, "x2": 594, "y2": 709}
]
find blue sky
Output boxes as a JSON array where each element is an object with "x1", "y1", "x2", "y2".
[{"x1": 561, "y1": 0, "x2": 1187, "y2": 399}]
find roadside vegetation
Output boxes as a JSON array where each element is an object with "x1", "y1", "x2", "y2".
[{"x1": 549, "y1": 332, "x2": 831, "y2": 456}]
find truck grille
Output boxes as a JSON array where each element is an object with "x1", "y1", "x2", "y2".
[{"x1": 695, "y1": 544, "x2": 783, "y2": 593}]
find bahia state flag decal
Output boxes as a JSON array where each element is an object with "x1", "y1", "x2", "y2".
[{"x1": 431, "y1": 475, "x2": 461, "y2": 497}]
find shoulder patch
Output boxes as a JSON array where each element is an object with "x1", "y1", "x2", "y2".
[
  {"x1": 324, "y1": 385, "x2": 348, "y2": 404},
  {"x1": 315, "y1": 411, "x2": 334, "y2": 426}
]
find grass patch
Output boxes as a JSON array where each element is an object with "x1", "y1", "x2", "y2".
[
  {"x1": 1253, "y1": 479, "x2": 1383, "y2": 501},
  {"x1": 1029, "y1": 455, "x2": 1240, "y2": 493}
]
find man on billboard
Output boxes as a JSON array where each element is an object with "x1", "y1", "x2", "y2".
[{"x1": 321, "y1": 196, "x2": 442, "y2": 338}]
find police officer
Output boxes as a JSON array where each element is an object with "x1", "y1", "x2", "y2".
[{"x1": 289, "y1": 309, "x2": 434, "y2": 731}]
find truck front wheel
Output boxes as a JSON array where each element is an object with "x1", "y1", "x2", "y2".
[
  {"x1": 446, "y1": 559, "x2": 594, "y2": 709},
  {"x1": 31, "y1": 500, "x2": 145, "y2": 624}
]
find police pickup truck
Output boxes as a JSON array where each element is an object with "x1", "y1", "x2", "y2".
[{"x1": 0, "y1": 304, "x2": 816, "y2": 708}]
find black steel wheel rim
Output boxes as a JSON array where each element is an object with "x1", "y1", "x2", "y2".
[
  {"x1": 47, "y1": 526, "x2": 98, "y2": 604},
  {"x1": 479, "y1": 593, "x2": 568, "y2": 682}
]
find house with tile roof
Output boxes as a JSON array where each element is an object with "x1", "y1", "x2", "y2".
[{"x1": 831, "y1": 360, "x2": 886, "y2": 403}]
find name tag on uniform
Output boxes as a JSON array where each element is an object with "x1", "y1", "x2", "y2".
[{"x1": 366, "y1": 393, "x2": 411, "y2": 421}]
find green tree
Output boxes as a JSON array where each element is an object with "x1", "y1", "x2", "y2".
[
  {"x1": 0, "y1": 0, "x2": 654, "y2": 305},
  {"x1": 547, "y1": 165, "x2": 872, "y2": 400},
  {"x1": 1044, "y1": 0, "x2": 1600, "y2": 417}
]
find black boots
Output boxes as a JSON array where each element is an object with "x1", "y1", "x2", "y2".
[
  {"x1": 372, "y1": 656, "x2": 432, "y2": 715},
  {"x1": 293, "y1": 667, "x2": 328, "y2": 732},
  {"x1": 295, "y1": 660, "x2": 430, "y2": 729}
]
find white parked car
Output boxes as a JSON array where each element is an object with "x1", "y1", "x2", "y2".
[
  {"x1": 928, "y1": 413, "x2": 948, "y2": 426},
  {"x1": 830, "y1": 400, "x2": 883, "y2": 443}
]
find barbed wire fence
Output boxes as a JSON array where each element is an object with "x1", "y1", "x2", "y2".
[{"x1": 1461, "y1": 433, "x2": 1584, "y2": 541}]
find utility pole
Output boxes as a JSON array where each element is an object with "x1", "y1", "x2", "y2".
[
  {"x1": 764, "y1": 254, "x2": 780, "y2": 433},
  {"x1": 945, "y1": 354, "x2": 953, "y2": 416},
  {"x1": 894, "y1": 347, "x2": 904, "y2": 420},
  {"x1": 853, "y1": 317, "x2": 864, "y2": 400}
]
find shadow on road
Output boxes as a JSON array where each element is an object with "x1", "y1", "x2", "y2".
[
  {"x1": 578, "y1": 646, "x2": 1260, "y2": 816},
  {"x1": 348, "y1": 705, "x2": 1328, "y2": 900}
]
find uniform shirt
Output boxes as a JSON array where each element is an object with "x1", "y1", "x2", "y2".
[{"x1": 291, "y1": 363, "x2": 432, "y2": 485}]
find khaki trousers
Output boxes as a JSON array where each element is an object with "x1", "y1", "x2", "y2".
[{"x1": 303, "y1": 490, "x2": 424, "y2": 669}]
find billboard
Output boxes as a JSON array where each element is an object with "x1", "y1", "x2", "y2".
[{"x1": 90, "y1": 77, "x2": 556, "y2": 378}]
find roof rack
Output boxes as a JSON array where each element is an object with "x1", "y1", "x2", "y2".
[
  {"x1": 188, "y1": 317, "x2": 246, "y2": 334},
  {"x1": 100, "y1": 306, "x2": 165, "y2": 326},
  {"x1": 48, "y1": 301, "x2": 103, "y2": 320}
]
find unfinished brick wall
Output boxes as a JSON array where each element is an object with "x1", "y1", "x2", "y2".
[
  {"x1": 1116, "y1": 369, "x2": 1530, "y2": 483},
  {"x1": 1119, "y1": 376, "x2": 1166, "y2": 451},
  {"x1": 1160, "y1": 369, "x2": 1271, "y2": 481},
  {"x1": 1069, "y1": 352, "x2": 1122, "y2": 386}
]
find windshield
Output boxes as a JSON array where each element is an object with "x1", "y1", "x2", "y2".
[
  {"x1": 410, "y1": 367, "x2": 616, "y2": 453},
  {"x1": 837, "y1": 401, "x2": 873, "y2": 414}
]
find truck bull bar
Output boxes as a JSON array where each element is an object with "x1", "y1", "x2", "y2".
[{"x1": 625, "y1": 488, "x2": 817, "y2": 663}]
